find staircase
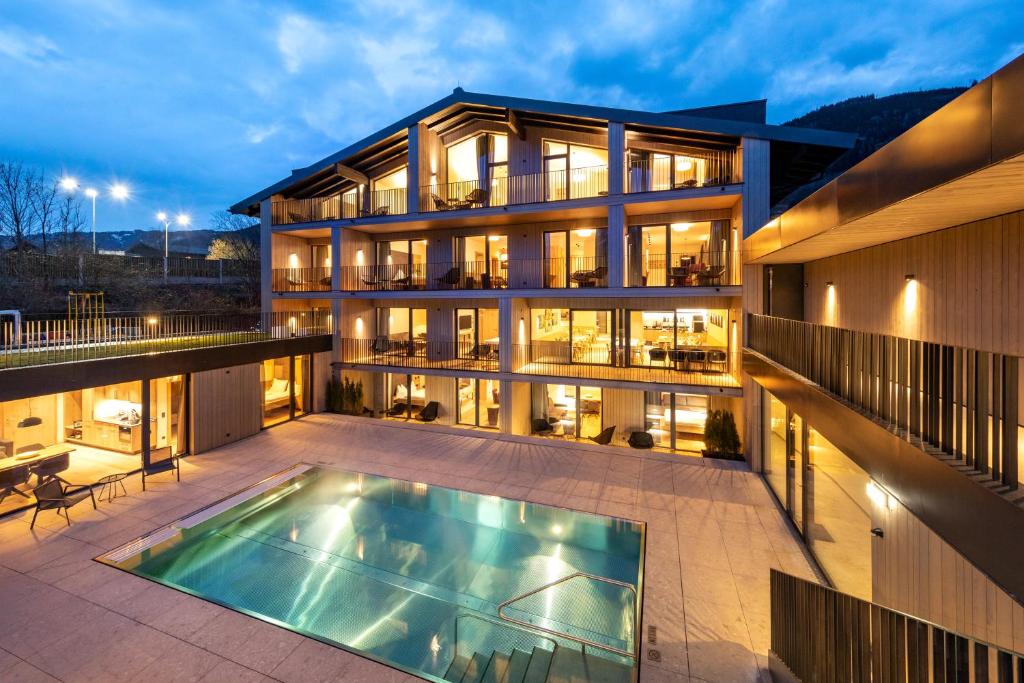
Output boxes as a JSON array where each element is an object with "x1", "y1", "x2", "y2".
[{"x1": 443, "y1": 645, "x2": 633, "y2": 683}]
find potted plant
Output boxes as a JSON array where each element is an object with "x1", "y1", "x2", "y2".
[
  {"x1": 326, "y1": 376, "x2": 343, "y2": 413},
  {"x1": 702, "y1": 409, "x2": 743, "y2": 460}
]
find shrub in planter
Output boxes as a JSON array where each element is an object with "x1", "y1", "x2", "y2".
[
  {"x1": 326, "y1": 376, "x2": 344, "y2": 413},
  {"x1": 702, "y1": 409, "x2": 743, "y2": 460}
]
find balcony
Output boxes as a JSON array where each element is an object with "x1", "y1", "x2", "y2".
[
  {"x1": 341, "y1": 338, "x2": 499, "y2": 373},
  {"x1": 747, "y1": 313, "x2": 1021, "y2": 492},
  {"x1": 271, "y1": 267, "x2": 332, "y2": 293},
  {"x1": 0, "y1": 310, "x2": 331, "y2": 371},
  {"x1": 626, "y1": 149, "x2": 738, "y2": 193},
  {"x1": 419, "y1": 165, "x2": 608, "y2": 213},
  {"x1": 271, "y1": 187, "x2": 407, "y2": 226},
  {"x1": 512, "y1": 342, "x2": 739, "y2": 388},
  {"x1": 626, "y1": 251, "x2": 734, "y2": 288},
  {"x1": 339, "y1": 257, "x2": 608, "y2": 292}
]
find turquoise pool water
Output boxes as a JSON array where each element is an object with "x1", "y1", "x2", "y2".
[{"x1": 101, "y1": 465, "x2": 644, "y2": 682}]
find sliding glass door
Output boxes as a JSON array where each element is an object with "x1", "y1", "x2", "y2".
[
  {"x1": 453, "y1": 235, "x2": 508, "y2": 288},
  {"x1": 543, "y1": 228, "x2": 607, "y2": 288},
  {"x1": 457, "y1": 377, "x2": 501, "y2": 429}
]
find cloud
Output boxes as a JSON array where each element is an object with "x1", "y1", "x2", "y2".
[
  {"x1": 245, "y1": 123, "x2": 280, "y2": 144},
  {"x1": 0, "y1": 25, "x2": 61, "y2": 65},
  {"x1": 276, "y1": 14, "x2": 332, "y2": 74}
]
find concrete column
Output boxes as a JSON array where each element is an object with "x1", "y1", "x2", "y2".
[
  {"x1": 740, "y1": 137, "x2": 770, "y2": 238},
  {"x1": 330, "y1": 226, "x2": 342, "y2": 290},
  {"x1": 259, "y1": 198, "x2": 273, "y2": 314},
  {"x1": 607, "y1": 121, "x2": 625, "y2": 196},
  {"x1": 606, "y1": 203, "x2": 625, "y2": 288},
  {"x1": 406, "y1": 125, "x2": 420, "y2": 214}
]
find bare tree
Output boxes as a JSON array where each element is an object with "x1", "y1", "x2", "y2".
[
  {"x1": 207, "y1": 211, "x2": 260, "y2": 306},
  {"x1": 0, "y1": 161, "x2": 37, "y2": 250},
  {"x1": 210, "y1": 210, "x2": 259, "y2": 234},
  {"x1": 57, "y1": 193, "x2": 86, "y2": 254},
  {"x1": 29, "y1": 174, "x2": 59, "y2": 255}
]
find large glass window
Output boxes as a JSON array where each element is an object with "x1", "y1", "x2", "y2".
[
  {"x1": 806, "y1": 426, "x2": 872, "y2": 600},
  {"x1": 151, "y1": 375, "x2": 187, "y2": 456},
  {"x1": 376, "y1": 239, "x2": 427, "y2": 289},
  {"x1": 532, "y1": 384, "x2": 602, "y2": 440},
  {"x1": 764, "y1": 390, "x2": 789, "y2": 508},
  {"x1": 626, "y1": 221, "x2": 727, "y2": 287},
  {"x1": 626, "y1": 308, "x2": 729, "y2": 371},
  {"x1": 262, "y1": 357, "x2": 293, "y2": 427},
  {"x1": 444, "y1": 134, "x2": 507, "y2": 208},
  {"x1": 543, "y1": 228, "x2": 607, "y2": 288},
  {"x1": 371, "y1": 166, "x2": 407, "y2": 215},
  {"x1": 385, "y1": 373, "x2": 426, "y2": 419},
  {"x1": 456, "y1": 308, "x2": 499, "y2": 360},
  {"x1": 627, "y1": 149, "x2": 710, "y2": 191},
  {"x1": 530, "y1": 308, "x2": 612, "y2": 366},
  {"x1": 376, "y1": 307, "x2": 427, "y2": 356},
  {"x1": 543, "y1": 141, "x2": 608, "y2": 200},
  {"x1": 457, "y1": 377, "x2": 500, "y2": 429},
  {"x1": 454, "y1": 234, "x2": 508, "y2": 288},
  {"x1": 644, "y1": 392, "x2": 709, "y2": 453}
]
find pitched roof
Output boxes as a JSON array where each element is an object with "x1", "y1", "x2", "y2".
[{"x1": 230, "y1": 88, "x2": 857, "y2": 214}]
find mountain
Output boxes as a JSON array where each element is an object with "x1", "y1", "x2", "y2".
[
  {"x1": 9, "y1": 225, "x2": 259, "y2": 255},
  {"x1": 775, "y1": 86, "x2": 970, "y2": 212}
]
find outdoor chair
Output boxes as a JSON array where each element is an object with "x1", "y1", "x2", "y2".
[
  {"x1": 435, "y1": 267, "x2": 461, "y2": 288},
  {"x1": 142, "y1": 446, "x2": 180, "y2": 491},
  {"x1": 707, "y1": 349, "x2": 728, "y2": 373},
  {"x1": 464, "y1": 188, "x2": 489, "y2": 207},
  {"x1": 688, "y1": 349, "x2": 708, "y2": 372},
  {"x1": 287, "y1": 211, "x2": 308, "y2": 224},
  {"x1": 627, "y1": 431, "x2": 655, "y2": 449},
  {"x1": 387, "y1": 403, "x2": 408, "y2": 417},
  {"x1": 531, "y1": 418, "x2": 554, "y2": 435},
  {"x1": 416, "y1": 401, "x2": 439, "y2": 422},
  {"x1": 668, "y1": 349, "x2": 688, "y2": 370},
  {"x1": 589, "y1": 426, "x2": 615, "y2": 446},
  {"x1": 29, "y1": 452, "x2": 71, "y2": 487},
  {"x1": 371, "y1": 336, "x2": 392, "y2": 354},
  {"x1": 30, "y1": 478, "x2": 96, "y2": 528},
  {"x1": 697, "y1": 266, "x2": 725, "y2": 286},
  {"x1": 431, "y1": 194, "x2": 456, "y2": 211},
  {"x1": 0, "y1": 464, "x2": 32, "y2": 504}
]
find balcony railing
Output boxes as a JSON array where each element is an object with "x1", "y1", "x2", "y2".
[
  {"x1": 341, "y1": 338, "x2": 499, "y2": 373},
  {"x1": 0, "y1": 310, "x2": 331, "y2": 371},
  {"x1": 420, "y1": 165, "x2": 609, "y2": 212},
  {"x1": 747, "y1": 314, "x2": 1021, "y2": 490},
  {"x1": 626, "y1": 251, "x2": 734, "y2": 287},
  {"x1": 512, "y1": 343, "x2": 739, "y2": 387},
  {"x1": 626, "y1": 149, "x2": 738, "y2": 193},
  {"x1": 271, "y1": 267, "x2": 332, "y2": 292},
  {"x1": 338, "y1": 257, "x2": 608, "y2": 292},
  {"x1": 771, "y1": 569, "x2": 1024, "y2": 683},
  {"x1": 271, "y1": 188, "x2": 407, "y2": 225}
]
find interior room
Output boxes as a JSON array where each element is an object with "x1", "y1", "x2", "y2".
[
  {"x1": 456, "y1": 308, "x2": 499, "y2": 359},
  {"x1": 531, "y1": 383, "x2": 603, "y2": 440},
  {"x1": 544, "y1": 228, "x2": 608, "y2": 288},
  {"x1": 530, "y1": 308, "x2": 613, "y2": 365},
  {"x1": 371, "y1": 166, "x2": 407, "y2": 214},
  {"x1": 457, "y1": 377, "x2": 501, "y2": 429},
  {"x1": 626, "y1": 308, "x2": 729, "y2": 369},
  {"x1": 261, "y1": 356, "x2": 306, "y2": 427},
  {"x1": 384, "y1": 373, "x2": 427, "y2": 419},
  {"x1": 542, "y1": 141, "x2": 608, "y2": 201},
  {"x1": 625, "y1": 221, "x2": 730, "y2": 287}
]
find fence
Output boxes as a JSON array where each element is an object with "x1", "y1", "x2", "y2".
[
  {"x1": 0, "y1": 310, "x2": 330, "y2": 370},
  {"x1": 747, "y1": 314, "x2": 1021, "y2": 490},
  {"x1": 0, "y1": 252, "x2": 255, "y2": 285},
  {"x1": 771, "y1": 569, "x2": 1024, "y2": 682},
  {"x1": 340, "y1": 338, "x2": 499, "y2": 373}
]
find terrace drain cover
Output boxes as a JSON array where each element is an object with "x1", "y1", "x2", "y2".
[{"x1": 647, "y1": 648, "x2": 661, "y2": 662}]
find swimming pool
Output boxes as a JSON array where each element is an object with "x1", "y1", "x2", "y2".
[{"x1": 99, "y1": 465, "x2": 645, "y2": 682}]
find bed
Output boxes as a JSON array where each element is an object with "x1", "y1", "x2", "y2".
[
  {"x1": 264, "y1": 378, "x2": 291, "y2": 409},
  {"x1": 393, "y1": 383, "x2": 426, "y2": 407}
]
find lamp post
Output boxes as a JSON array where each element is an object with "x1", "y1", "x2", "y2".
[
  {"x1": 84, "y1": 188, "x2": 98, "y2": 254},
  {"x1": 156, "y1": 211, "x2": 170, "y2": 258},
  {"x1": 61, "y1": 179, "x2": 129, "y2": 254}
]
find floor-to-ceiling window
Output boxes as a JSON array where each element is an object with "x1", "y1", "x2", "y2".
[
  {"x1": 456, "y1": 308, "x2": 499, "y2": 360},
  {"x1": 626, "y1": 221, "x2": 729, "y2": 287},
  {"x1": 377, "y1": 307, "x2": 428, "y2": 355},
  {"x1": 385, "y1": 373, "x2": 427, "y2": 419},
  {"x1": 262, "y1": 357, "x2": 293, "y2": 427},
  {"x1": 457, "y1": 377, "x2": 501, "y2": 429},
  {"x1": 444, "y1": 133, "x2": 508, "y2": 208},
  {"x1": 764, "y1": 390, "x2": 790, "y2": 509},
  {"x1": 150, "y1": 375, "x2": 187, "y2": 455},
  {"x1": 454, "y1": 234, "x2": 508, "y2": 288},
  {"x1": 530, "y1": 308, "x2": 612, "y2": 366},
  {"x1": 644, "y1": 392, "x2": 709, "y2": 453},
  {"x1": 543, "y1": 142, "x2": 608, "y2": 201},
  {"x1": 371, "y1": 166, "x2": 407, "y2": 215},
  {"x1": 626, "y1": 309, "x2": 730, "y2": 371},
  {"x1": 376, "y1": 239, "x2": 427, "y2": 289},
  {"x1": 532, "y1": 384, "x2": 602, "y2": 439},
  {"x1": 543, "y1": 228, "x2": 607, "y2": 288},
  {"x1": 627, "y1": 149, "x2": 712, "y2": 191}
]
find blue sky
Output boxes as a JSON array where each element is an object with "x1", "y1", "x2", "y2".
[{"x1": 0, "y1": 0, "x2": 1020, "y2": 231}]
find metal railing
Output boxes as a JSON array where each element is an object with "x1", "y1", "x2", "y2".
[
  {"x1": 420, "y1": 165, "x2": 608, "y2": 212},
  {"x1": 512, "y1": 343, "x2": 739, "y2": 387},
  {"x1": 626, "y1": 251, "x2": 733, "y2": 287},
  {"x1": 497, "y1": 572, "x2": 639, "y2": 660},
  {"x1": 338, "y1": 257, "x2": 609, "y2": 291},
  {"x1": 271, "y1": 187, "x2": 407, "y2": 225},
  {"x1": 451, "y1": 613, "x2": 559, "y2": 669},
  {"x1": 771, "y1": 569, "x2": 1024, "y2": 682},
  {"x1": 747, "y1": 314, "x2": 1021, "y2": 490},
  {"x1": 271, "y1": 267, "x2": 332, "y2": 292},
  {"x1": 0, "y1": 252, "x2": 255, "y2": 284},
  {"x1": 626, "y1": 148, "x2": 738, "y2": 193},
  {"x1": 0, "y1": 310, "x2": 331, "y2": 370},
  {"x1": 341, "y1": 337, "x2": 500, "y2": 373}
]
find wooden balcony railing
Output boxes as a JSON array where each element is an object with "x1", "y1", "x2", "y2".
[
  {"x1": 771, "y1": 569, "x2": 1023, "y2": 683},
  {"x1": 626, "y1": 148, "x2": 738, "y2": 193},
  {"x1": 626, "y1": 251, "x2": 734, "y2": 287},
  {"x1": 420, "y1": 165, "x2": 608, "y2": 212},
  {"x1": 271, "y1": 267, "x2": 332, "y2": 292},
  {"x1": 0, "y1": 310, "x2": 331, "y2": 370},
  {"x1": 340, "y1": 338, "x2": 499, "y2": 373},
  {"x1": 747, "y1": 314, "x2": 1021, "y2": 490}
]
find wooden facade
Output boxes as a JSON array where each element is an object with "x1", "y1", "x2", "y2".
[{"x1": 189, "y1": 364, "x2": 262, "y2": 453}]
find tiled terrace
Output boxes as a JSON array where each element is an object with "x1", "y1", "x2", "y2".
[{"x1": 0, "y1": 414, "x2": 818, "y2": 682}]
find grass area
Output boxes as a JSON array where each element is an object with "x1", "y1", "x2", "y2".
[{"x1": 0, "y1": 331, "x2": 274, "y2": 370}]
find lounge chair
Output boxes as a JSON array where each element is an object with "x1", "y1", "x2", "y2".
[
  {"x1": 30, "y1": 478, "x2": 96, "y2": 528},
  {"x1": 570, "y1": 265, "x2": 607, "y2": 288},
  {"x1": 287, "y1": 211, "x2": 309, "y2": 224},
  {"x1": 627, "y1": 431, "x2": 655, "y2": 449},
  {"x1": 142, "y1": 446, "x2": 180, "y2": 491},
  {"x1": 387, "y1": 402, "x2": 408, "y2": 417},
  {"x1": 464, "y1": 188, "x2": 489, "y2": 207},
  {"x1": 589, "y1": 426, "x2": 615, "y2": 445},
  {"x1": 434, "y1": 267, "x2": 461, "y2": 288},
  {"x1": 431, "y1": 194, "x2": 457, "y2": 211},
  {"x1": 416, "y1": 401, "x2": 439, "y2": 422},
  {"x1": 531, "y1": 418, "x2": 554, "y2": 435},
  {"x1": 371, "y1": 336, "x2": 392, "y2": 354},
  {"x1": 0, "y1": 464, "x2": 31, "y2": 504}
]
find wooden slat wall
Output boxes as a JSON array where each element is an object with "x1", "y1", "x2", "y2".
[
  {"x1": 339, "y1": 299, "x2": 375, "y2": 339},
  {"x1": 626, "y1": 208, "x2": 733, "y2": 226},
  {"x1": 272, "y1": 233, "x2": 321, "y2": 269},
  {"x1": 424, "y1": 374, "x2": 456, "y2": 425},
  {"x1": 742, "y1": 261, "x2": 767, "y2": 470},
  {"x1": 601, "y1": 387, "x2": 645, "y2": 443},
  {"x1": 312, "y1": 350, "x2": 331, "y2": 412},
  {"x1": 190, "y1": 363, "x2": 262, "y2": 453},
  {"x1": 872, "y1": 495, "x2": 1024, "y2": 654}
]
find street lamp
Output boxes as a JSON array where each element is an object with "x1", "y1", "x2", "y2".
[
  {"x1": 84, "y1": 188, "x2": 98, "y2": 253},
  {"x1": 156, "y1": 211, "x2": 170, "y2": 258},
  {"x1": 110, "y1": 183, "x2": 129, "y2": 201},
  {"x1": 60, "y1": 177, "x2": 79, "y2": 192}
]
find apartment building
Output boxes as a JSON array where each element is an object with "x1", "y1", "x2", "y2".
[
  {"x1": 232, "y1": 90, "x2": 853, "y2": 455},
  {"x1": 742, "y1": 53, "x2": 1024, "y2": 661}
]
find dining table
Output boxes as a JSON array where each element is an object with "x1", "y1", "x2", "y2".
[{"x1": 3, "y1": 444, "x2": 76, "y2": 469}]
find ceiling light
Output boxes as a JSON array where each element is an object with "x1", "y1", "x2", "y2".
[
  {"x1": 671, "y1": 222, "x2": 691, "y2": 232},
  {"x1": 575, "y1": 229, "x2": 594, "y2": 238}
]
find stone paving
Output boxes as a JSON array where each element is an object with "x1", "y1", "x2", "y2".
[{"x1": 0, "y1": 414, "x2": 819, "y2": 682}]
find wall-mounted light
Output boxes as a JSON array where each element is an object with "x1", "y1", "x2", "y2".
[
  {"x1": 904, "y1": 274, "x2": 915, "y2": 281},
  {"x1": 866, "y1": 481, "x2": 898, "y2": 510},
  {"x1": 288, "y1": 253, "x2": 299, "y2": 269},
  {"x1": 825, "y1": 281, "x2": 834, "y2": 288}
]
